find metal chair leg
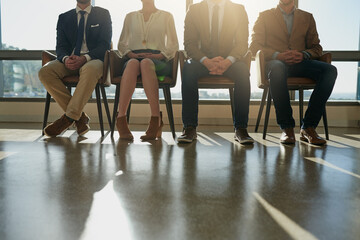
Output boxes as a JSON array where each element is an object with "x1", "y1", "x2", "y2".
[
  {"x1": 229, "y1": 88, "x2": 235, "y2": 123},
  {"x1": 111, "y1": 84, "x2": 120, "y2": 137},
  {"x1": 255, "y1": 87, "x2": 268, "y2": 132},
  {"x1": 163, "y1": 86, "x2": 176, "y2": 139},
  {"x1": 100, "y1": 85, "x2": 112, "y2": 128},
  {"x1": 299, "y1": 88, "x2": 304, "y2": 127},
  {"x1": 42, "y1": 92, "x2": 52, "y2": 135},
  {"x1": 95, "y1": 85, "x2": 104, "y2": 137},
  {"x1": 126, "y1": 100, "x2": 132, "y2": 124},
  {"x1": 263, "y1": 90, "x2": 272, "y2": 140},
  {"x1": 323, "y1": 107, "x2": 329, "y2": 140}
]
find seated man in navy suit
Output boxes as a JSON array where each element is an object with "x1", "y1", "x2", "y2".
[{"x1": 38, "y1": 0, "x2": 112, "y2": 137}]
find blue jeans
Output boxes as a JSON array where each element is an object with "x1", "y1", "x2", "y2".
[
  {"x1": 266, "y1": 60, "x2": 337, "y2": 129},
  {"x1": 181, "y1": 59, "x2": 250, "y2": 129}
]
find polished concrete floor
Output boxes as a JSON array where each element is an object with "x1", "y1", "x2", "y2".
[{"x1": 0, "y1": 125, "x2": 359, "y2": 240}]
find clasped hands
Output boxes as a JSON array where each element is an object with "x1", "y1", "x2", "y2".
[
  {"x1": 276, "y1": 50, "x2": 304, "y2": 65},
  {"x1": 64, "y1": 55, "x2": 87, "y2": 70},
  {"x1": 203, "y1": 57, "x2": 232, "y2": 75},
  {"x1": 127, "y1": 52, "x2": 165, "y2": 60}
]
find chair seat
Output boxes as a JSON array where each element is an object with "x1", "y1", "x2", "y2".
[
  {"x1": 62, "y1": 75, "x2": 80, "y2": 84},
  {"x1": 287, "y1": 77, "x2": 316, "y2": 86},
  {"x1": 198, "y1": 76, "x2": 234, "y2": 88},
  {"x1": 111, "y1": 76, "x2": 174, "y2": 85}
]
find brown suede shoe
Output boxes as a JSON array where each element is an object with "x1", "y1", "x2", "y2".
[
  {"x1": 280, "y1": 128, "x2": 295, "y2": 144},
  {"x1": 116, "y1": 116, "x2": 134, "y2": 140},
  {"x1": 234, "y1": 128, "x2": 254, "y2": 145},
  {"x1": 300, "y1": 127, "x2": 326, "y2": 145},
  {"x1": 44, "y1": 114, "x2": 73, "y2": 137},
  {"x1": 177, "y1": 127, "x2": 197, "y2": 143},
  {"x1": 75, "y1": 112, "x2": 90, "y2": 136}
]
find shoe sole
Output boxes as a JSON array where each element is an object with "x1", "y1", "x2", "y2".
[
  {"x1": 234, "y1": 136, "x2": 254, "y2": 145},
  {"x1": 300, "y1": 136, "x2": 326, "y2": 146},
  {"x1": 177, "y1": 136, "x2": 197, "y2": 143}
]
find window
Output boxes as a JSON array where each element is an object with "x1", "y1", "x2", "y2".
[{"x1": 299, "y1": 0, "x2": 360, "y2": 100}]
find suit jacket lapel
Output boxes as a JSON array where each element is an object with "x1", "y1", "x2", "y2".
[
  {"x1": 219, "y1": 1, "x2": 231, "y2": 44},
  {"x1": 274, "y1": 7, "x2": 288, "y2": 35},
  {"x1": 199, "y1": 1, "x2": 210, "y2": 40}
]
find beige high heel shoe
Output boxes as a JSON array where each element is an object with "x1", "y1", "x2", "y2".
[{"x1": 140, "y1": 112, "x2": 163, "y2": 140}]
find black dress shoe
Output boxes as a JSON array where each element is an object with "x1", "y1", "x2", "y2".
[
  {"x1": 177, "y1": 127, "x2": 197, "y2": 143},
  {"x1": 234, "y1": 128, "x2": 254, "y2": 145}
]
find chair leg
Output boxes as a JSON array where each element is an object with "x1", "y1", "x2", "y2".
[
  {"x1": 323, "y1": 107, "x2": 329, "y2": 140},
  {"x1": 126, "y1": 100, "x2": 132, "y2": 124},
  {"x1": 229, "y1": 88, "x2": 235, "y2": 123},
  {"x1": 263, "y1": 90, "x2": 272, "y2": 140},
  {"x1": 163, "y1": 86, "x2": 176, "y2": 139},
  {"x1": 299, "y1": 89, "x2": 304, "y2": 127},
  {"x1": 255, "y1": 87, "x2": 268, "y2": 132},
  {"x1": 111, "y1": 84, "x2": 120, "y2": 137},
  {"x1": 100, "y1": 85, "x2": 112, "y2": 128},
  {"x1": 42, "y1": 92, "x2": 51, "y2": 135},
  {"x1": 95, "y1": 85, "x2": 104, "y2": 137}
]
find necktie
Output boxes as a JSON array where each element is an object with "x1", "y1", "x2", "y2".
[
  {"x1": 74, "y1": 11, "x2": 86, "y2": 56},
  {"x1": 210, "y1": 5, "x2": 219, "y2": 58}
]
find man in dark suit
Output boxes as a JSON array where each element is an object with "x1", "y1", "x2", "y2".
[
  {"x1": 250, "y1": 0, "x2": 337, "y2": 145},
  {"x1": 178, "y1": 0, "x2": 254, "y2": 144},
  {"x1": 38, "y1": 0, "x2": 112, "y2": 137}
]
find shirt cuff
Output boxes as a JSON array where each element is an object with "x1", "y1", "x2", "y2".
[
  {"x1": 272, "y1": 52, "x2": 280, "y2": 60},
  {"x1": 84, "y1": 54, "x2": 91, "y2": 62},
  {"x1": 200, "y1": 56, "x2": 207, "y2": 63},
  {"x1": 62, "y1": 56, "x2": 69, "y2": 63},
  {"x1": 302, "y1": 51, "x2": 311, "y2": 60},
  {"x1": 227, "y1": 56, "x2": 236, "y2": 64}
]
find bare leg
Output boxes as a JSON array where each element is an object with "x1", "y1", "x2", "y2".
[
  {"x1": 118, "y1": 59, "x2": 140, "y2": 118},
  {"x1": 140, "y1": 58, "x2": 160, "y2": 121}
]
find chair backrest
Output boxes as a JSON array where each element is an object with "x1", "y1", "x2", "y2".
[{"x1": 256, "y1": 50, "x2": 332, "y2": 89}]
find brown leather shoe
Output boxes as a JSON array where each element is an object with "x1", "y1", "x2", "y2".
[
  {"x1": 140, "y1": 112, "x2": 163, "y2": 141},
  {"x1": 177, "y1": 127, "x2": 197, "y2": 143},
  {"x1": 280, "y1": 128, "x2": 295, "y2": 144},
  {"x1": 234, "y1": 128, "x2": 254, "y2": 145},
  {"x1": 75, "y1": 112, "x2": 90, "y2": 136},
  {"x1": 44, "y1": 114, "x2": 73, "y2": 137},
  {"x1": 116, "y1": 116, "x2": 133, "y2": 140},
  {"x1": 300, "y1": 127, "x2": 326, "y2": 145}
]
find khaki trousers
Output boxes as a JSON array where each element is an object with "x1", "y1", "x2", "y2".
[{"x1": 38, "y1": 59, "x2": 103, "y2": 120}]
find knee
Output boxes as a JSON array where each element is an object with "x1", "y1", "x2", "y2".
[
  {"x1": 124, "y1": 59, "x2": 140, "y2": 74},
  {"x1": 267, "y1": 60, "x2": 287, "y2": 83},
  {"x1": 38, "y1": 66, "x2": 48, "y2": 83},
  {"x1": 326, "y1": 64, "x2": 338, "y2": 81},
  {"x1": 140, "y1": 58, "x2": 155, "y2": 70}
]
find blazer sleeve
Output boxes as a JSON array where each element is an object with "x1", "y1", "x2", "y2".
[
  {"x1": 250, "y1": 12, "x2": 278, "y2": 60},
  {"x1": 56, "y1": 14, "x2": 72, "y2": 63},
  {"x1": 305, "y1": 14, "x2": 322, "y2": 58},
  {"x1": 228, "y1": 5, "x2": 249, "y2": 60},
  {"x1": 161, "y1": 13, "x2": 179, "y2": 61},
  {"x1": 184, "y1": 5, "x2": 206, "y2": 61},
  {"x1": 117, "y1": 14, "x2": 132, "y2": 57},
  {"x1": 87, "y1": 9, "x2": 112, "y2": 61}
]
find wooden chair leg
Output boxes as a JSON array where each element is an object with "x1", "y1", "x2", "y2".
[
  {"x1": 126, "y1": 100, "x2": 132, "y2": 124},
  {"x1": 263, "y1": 90, "x2": 272, "y2": 140},
  {"x1": 299, "y1": 89, "x2": 304, "y2": 127},
  {"x1": 111, "y1": 84, "x2": 120, "y2": 137},
  {"x1": 42, "y1": 92, "x2": 52, "y2": 135},
  {"x1": 163, "y1": 86, "x2": 176, "y2": 139},
  {"x1": 255, "y1": 87, "x2": 268, "y2": 132},
  {"x1": 323, "y1": 107, "x2": 329, "y2": 140},
  {"x1": 100, "y1": 85, "x2": 112, "y2": 128},
  {"x1": 229, "y1": 88, "x2": 235, "y2": 122},
  {"x1": 95, "y1": 85, "x2": 104, "y2": 137}
]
